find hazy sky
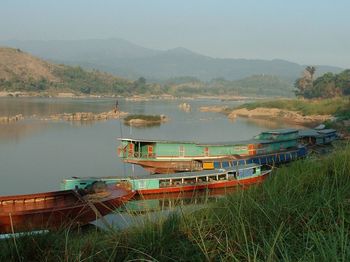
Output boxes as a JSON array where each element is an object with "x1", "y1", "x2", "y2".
[{"x1": 1, "y1": 0, "x2": 349, "y2": 67}]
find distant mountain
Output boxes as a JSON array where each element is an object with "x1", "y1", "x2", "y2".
[{"x1": 1, "y1": 38, "x2": 343, "y2": 81}]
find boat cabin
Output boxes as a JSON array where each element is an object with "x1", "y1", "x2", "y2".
[
  {"x1": 117, "y1": 129, "x2": 299, "y2": 161},
  {"x1": 118, "y1": 138, "x2": 259, "y2": 159},
  {"x1": 298, "y1": 129, "x2": 338, "y2": 145},
  {"x1": 62, "y1": 164, "x2": 262, "y2": 192}
]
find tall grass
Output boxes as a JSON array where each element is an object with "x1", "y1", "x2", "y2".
[
  {"x1": 124, "y1": 114, "x2": 163, "y2": 122},
  {"x1": 237, "y1": 98, "x2": 349, "y2": 115},
  {"x1": 1, "y1": 144, "x2": 350, "y2": 261},
  {"x1": 186, "y1": 144, "x2": 350, "y2": 260}
]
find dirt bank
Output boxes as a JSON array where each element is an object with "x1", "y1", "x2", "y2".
[
  {"x1": 41, "y1": 110, "x2": 128, "y2": 122},
  {"x1": 0, "y1": 114, "x2": 24, "y2": 124},
  {"x1": 199, "y1": 106, "x2": 229, "y2": 113},
  {"x1": 227, "y1": 107, "x2": 332, "y2": 125}
]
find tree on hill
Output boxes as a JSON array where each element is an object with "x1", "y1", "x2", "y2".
[
  {"x1": 130, "y1": 77, "x2": 147, "y2": 93},
  {"x1": 306, "y1": 66, "x2": 316, "y2": 82},
  {"x1": 294, "y1": 66, "x2": 316, "y2": 98},
  {"x1": 335, "y1": 69, "x2": 350, "y2": 95},
  {"x1": 295, "y1": 69, "x2": 350, "y2": 98}
]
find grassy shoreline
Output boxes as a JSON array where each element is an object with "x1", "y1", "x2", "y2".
[
  {"x1": 236, "y1": 98, "x2": 349, "y2": 116},
  {"x1": 1, "y1": 144, "x2": 350, "y2": 261},
  {"x1": 226, "y1": 98, "x2": 350, "y2": 135}
]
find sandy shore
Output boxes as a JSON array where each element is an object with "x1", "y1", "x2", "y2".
[
  {"x1": 227, "y1": 107, "x2": 332, "y2": 125},
  {"x1": 0, "y1": 110, "x2": 128, "y2": 124},
  {"x1": 199, "y1": 106, "x2": 229, "y2": 113},
  {"x1": 41, "y1": 110, "x2": 128, "y2": 122},
  {"x1": 199, "y1": 105, "x2": 332, "y2": 126}
]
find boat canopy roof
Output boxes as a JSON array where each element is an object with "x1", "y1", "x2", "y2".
[
  {"x1": 260, "y1": 128, "x2": 298, "y2": 135},
  {"x1": 316, "y1": 129, "x2": 337, "y2": 134},
  {"x1": 68, "y1": 164, "x2": 261, "y2": 182},
  {"x1": 119, "y1": 137, "x2": 258, "y2": 146},
  {"x1": 299, "y1": 129, "x2": 337, "y2": 137},
  {"x1": 136, "y1": 164, "x2": 260, "y2": 180},
  {"x1": 118, "y1": 137, "x2": 294, "y2": 146}
]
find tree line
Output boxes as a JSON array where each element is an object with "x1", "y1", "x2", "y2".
[{"x1": 295, "y1": 66, "x2": 350, "y2": 98}]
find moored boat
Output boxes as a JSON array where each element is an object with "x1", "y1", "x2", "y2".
[
  {"x1": 0, "y1": 186, "x2": 135, "y2": 234},
  {"x1": 61, "y1": 164, "x2": 271, "y2": 195},
  {"x1": 206, "y1": 145, "x2": 307, "y2": 170},
  {"x1": 298, "y1": 128, "x2": 338, "y2": 146},
  {"x1": 117, "y1": 129, "x2": 300, "y2": 173}
]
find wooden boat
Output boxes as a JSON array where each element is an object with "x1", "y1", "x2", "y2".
[
  {"x1": 208, "y1": 145, "x2": 307, "y2": 169},
  {"x1": 0, "y1": 186, "x2": 135, "y2": 234},
  {"x1": 117, "y1": 129, "x2": 300, "y2": 173},
  {"x1": 298, "y1": 128, "x2": 338, "y2": 146},
  {"x1": 61, "y1": 164, "x2": 271, "y2": 195}
]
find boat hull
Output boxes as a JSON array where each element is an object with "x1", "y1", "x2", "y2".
[
  {"x1": 0, "y1": 187, "x2": 135, "y2": 234},
  {"x1": 126, "y1": 147, "x2": 307, "y2": 173},
  {"x1": 137, "y1": 172, "x2": 268, "y2": 195},
  {"x1": 62, "y1": 168, "x2": 270, "y2": 197},
  {"x1": 125, "y1": 159, "x2": 202, "y2": 173}
]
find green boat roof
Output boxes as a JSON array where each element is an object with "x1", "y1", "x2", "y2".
[
  {"x1": 119, "y1": 137, "x2": 257, "y2": 146},
  {"x1": 316, "y1": 129, "x2": 337, "y2": 134},
  {"x1": 260, "y1": 128, "x2": 298, "y2": 135},
  {"x1": 65, "y1": 164, "x2": 261, "y2": 182},
  {"x1": 299, "y1": 129, "x2": 337, "y2": 137},
  {"x1": 119, "y1": 137, "x2": 296, "y2": 146},
  {"x1": 134, "y1": 163, "x2": 260, "y2": 180}
]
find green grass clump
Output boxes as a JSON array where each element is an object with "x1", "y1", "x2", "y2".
[
  {"x1": 1, "y1": 145, "x2": 350, "y2": 261},
  {"x1": 237, "y1": 98, "x2": 349, "y2": 115},
  {"x1": 124, "y1": 114, "x2": 163, "y2": 122}
]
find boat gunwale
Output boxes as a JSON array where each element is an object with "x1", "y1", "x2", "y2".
[
  {"x1": 0, "y1": 187, "x2": 134, "y2": 216},
  {"x1": 118, "y1": 137, "x2": 299, "y2": 147}
]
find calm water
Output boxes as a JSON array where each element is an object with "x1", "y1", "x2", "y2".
[{"x1": 0, "y1": 97, "x2": 297, "y2": 195}]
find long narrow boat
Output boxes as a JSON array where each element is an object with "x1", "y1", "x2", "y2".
[
  {"x1": 298, "y1": 128, "x2": 338, "y2": 146},
  {"x1": 61, "y1": 164, "x2": 271, "y2": 195},
  {"x1": 117, "y1": 129, "x2": 302, "y2": 173},
  {"x1": 0, "y1": 186, "x2": 135, "y2": 234},
  {"x1": 208, "y1": 145, "x2": 307, "y2": 170}
]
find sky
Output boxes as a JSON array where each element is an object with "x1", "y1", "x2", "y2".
[{"x1": 0, "y1": 0, "x2": 349, "y2": 67}]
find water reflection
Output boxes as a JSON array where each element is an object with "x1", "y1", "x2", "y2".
[
  {"x1": 95, "y1": 187, "x2": 242, "y2": 230},
  {"x1": 0, "y1": 120, "x2": 51, "y2": 141},
  {"x1": 0, "y1": 97, "x2": 116, "y2": 117}
]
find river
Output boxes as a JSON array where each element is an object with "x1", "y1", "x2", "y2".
[{"x1": 0, "y1": 97, "x2": 295, "y2": 195}]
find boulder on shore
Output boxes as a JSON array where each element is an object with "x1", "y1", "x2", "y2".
[
  {"x1": 124, "y1": 114, "x2": 168, "y2": 127},
  {"x1": 43, "y1": 110, "x2": 128, "y2": 122},
  {"x1": 178, "y1": 103, "x2": 191, "y2": 112},
  {"x1": 228, "y1": 107, "x2": 331, "y2": 124},
  {"x1": 0, "y1": 114, "x2": 24, "y2": 124}
]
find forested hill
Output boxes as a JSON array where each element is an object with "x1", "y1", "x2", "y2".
[
  {"x1": 3, "y1": 47, "x2": 337, "y2": 98},
  {"x1": 2, "y1": 39, "x2": 343, "y2": 81},
  {"x1": 0, "y1": 47, "x2": 132, "y2": 94}
]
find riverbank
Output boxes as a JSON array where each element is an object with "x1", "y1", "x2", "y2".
[
  {"x1": 0, "y1": 90, "x2": 263, "y2": 101},
  {"x1": 41, "y1": 110, "x2": 128, "y2": 122},
  {"x1": 228, "y1": 107, "x2": 331, "y2": 125},
  {"x1": 1, "y1": 144, "x2": 349, "y2": 261},
  {"x1": 0, "y1": 114, "x2": 23, "y2": 124},
  {"x1": 202, "y1": 98, "x2": 350, "y2": 131},
  {"x1": 0, "y1": 110, "x2": 128, "y2": 124}
]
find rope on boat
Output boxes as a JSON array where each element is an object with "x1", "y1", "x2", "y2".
[{"x1": 85, "y1": 198, "x2": 112, "y2": 230}]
